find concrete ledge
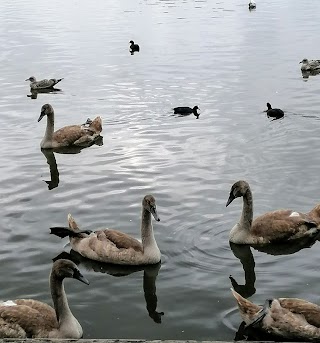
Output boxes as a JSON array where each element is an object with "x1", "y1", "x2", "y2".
[
  {"x1": 0, "y1": 340, "x2": 282, "y2": 343},
  {"x1": 0, "y1": 340, "x2": 269, "y2": 343}
]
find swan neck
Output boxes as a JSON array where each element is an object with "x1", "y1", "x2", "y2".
[
  {"x1": 50, "y1": 273, "x2": 73, "y2": 327},
  {"x1": 240, "y1": 188, "x2": 253, "y2": 229},
  {"x1": 141, "y1": 208, "x2": 155, "y2": 247},
  {"x1": 44, "y1": 113, "x2": 54, "y2": 141}
]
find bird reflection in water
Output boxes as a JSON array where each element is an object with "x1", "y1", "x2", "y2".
[
  {"x1": 53, "y1": 251, "x2": 164, "y2": 324},
  {"x1": 229, "y1": 234, "x2": 320, "y2": 299},
  {"x1": 301, "y1": 69, "x2": 320, "y2": 81},
  {"x1": 230, "y1": 236, "x2": 320, "y2": 341},
  {"x1": 27, "y1": 88, "x2": 62, "y2": 99},
  {"x1": 40, "y1": 136, "x2": 103, "y2": 190}
]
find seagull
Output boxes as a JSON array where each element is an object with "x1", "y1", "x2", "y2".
[
  {"x1": 299, "y1": 58, "x2": 320, "y2": 71},
  {"x1": 25, "y1": 76, "x2": 64, "y2": 90}
]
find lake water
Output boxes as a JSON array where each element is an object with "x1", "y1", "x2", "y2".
[{"x1": 1, "y1": 0, "x2": 320, "y2": 340}]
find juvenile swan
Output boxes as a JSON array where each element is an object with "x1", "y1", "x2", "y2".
[
  {"x1": 38, "y1": 104, "x2": 102, "y2": 149},
  {"x1": 0, "y1": 259, "x2": 89, "y2": 338},
  {"x1": 232, "y1": 288, "x2": 320, "y2": 341},
  {"x1": 26, "y1": 76, "x2": 64, "y2": 90},
  {"x1": 300, "y1": 58, "x2": 320, "y2": 71},
  {"x1": 50, "y1": 195, "x2": 161, "y2": 265},
  {"x1": 226, "y1": 180, "x2": 320, "y2": 244}
]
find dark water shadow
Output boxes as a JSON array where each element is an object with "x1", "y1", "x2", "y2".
[
  {"x1": 234, "y1": 320, "x2": 299, "y2": 342},
  {"x1": 229, "y1": 234, "x2": 320, "y2": 299},
  {"x1": 27, "y1": 88, "x2": 62, "y2": 99},
  {"x1": 53, "y1": 251, "x2": 164, "y2": 324},
  {"x1": 41, "y1": 136, "x2": 103, "y2": 190}
]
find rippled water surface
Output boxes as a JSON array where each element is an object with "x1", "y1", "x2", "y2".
[{"x1": 1, "y1": 0, "x2": 320, "y2": 340}]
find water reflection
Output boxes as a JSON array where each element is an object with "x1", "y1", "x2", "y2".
[
  {"x1": 301, "y1": 69, "x2": 320, "y2": 81},
  {"x1": 53, "y1": 251, "x2": 164, "y2": 324},
  {"x1": 41, "y1": 136, "x2": 103, "y2": 190},
  {"x1": 235, "y1": 320, "x2": 286, "y2": 342},
  {"x1": 229, "y1": 243, "x2": 256, "y2": 298},
  {"x1": 41, "y1": 149, "x2": 59, "y2": 190},
  {"x1": 27, "y1": 88, "x2": 62, "y2": 99},
  {"x1": 229, "y1": 235, "x2": 320, "y2": 298}
]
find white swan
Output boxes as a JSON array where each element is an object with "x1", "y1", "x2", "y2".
[
  {"x1": 300, "y1": 58, "x2": 320, "y2": 71},
  {"x1": 0, "y1": 259, "x2": 89, "y2": 338},
  {"x1": 38, "y1": 104, "x2": 102, "y2": 149},
  {"x1": 25, "y1": 76, "x2": 63, "y2": 90},
  {"x1": 232, "y1": 288, "x2": 320, "y2": 341},
  {"x1": 226, "y1": 180, "x2": 320, "y2": 244},
  {"x1": 50, "y1": 195, "x2": 161, "y2": 265}
]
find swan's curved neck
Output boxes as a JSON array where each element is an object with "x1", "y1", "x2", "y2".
[
  {"x1": 43, "y1": 113, "x2": 54, "y2": 143},
  {"x1": 240, "y1": 188, "x2": 253, "y2": 230},
  {"x1": 141, "y1": 208, "x2": 157, "y2": 249},
  {"x1": 50, "y1": 274, "x2": 75, "y2": 330}
]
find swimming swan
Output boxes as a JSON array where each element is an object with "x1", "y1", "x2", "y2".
[
  {"x1": 226, "y1": 180, "x2": 320, "y2": 244},
  {"x1": 0, "y1": 259, "x2": 89, "y2": 338},
  {"x1": 26, "y1": 76, "x2": 64, "y2": 90},
  {"x1": 38, "y1": 104, "x2": 102, "y2": 149},
  {"x1": 50, "y1": 195, "x2": 161, "y2": 265},
  {"x1": 232, "y1": 288, "x2": 320, "y2": 341},
  {"x1": 300, "y1": 58, "x2": 320, "y2": 71}
]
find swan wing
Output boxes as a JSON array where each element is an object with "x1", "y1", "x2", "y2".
[
  {"x1": 279, "y1": 298, "x2": 320, "y2": 328},
  {"x1": 0, "y1": 302, "x2": 56, "y2": 338},
  {"x1": 251, "y1": 210, "x2": 318, "y2": 242},
  {"x1": 97, "y1": 229, "x2": 143, "y2": 252},
  {"x1": 53, "y1": 125, "x2": 91, "y2": 146}
]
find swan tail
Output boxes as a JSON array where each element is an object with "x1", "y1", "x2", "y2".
[
  {"x1": 231, "y1": 288, "x2": 261, "y2": 324},
  {"x1": 90, "y1": 116, "x2": 103, "y2": 134},
  {"x1": 68, "y1": 213, "x2": 80, "y2": 231}
]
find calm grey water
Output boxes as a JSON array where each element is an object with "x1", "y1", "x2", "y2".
[{"x1": 1, "y1": 0, "x2": 320, "y2": 340}]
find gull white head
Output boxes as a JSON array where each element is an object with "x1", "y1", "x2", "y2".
[
  {"x1": 299, "y1": 58, "x2": 309, "y2": 65},
  {"x1": 25, "y1": 76, "x2": 36, "y2": 82}
]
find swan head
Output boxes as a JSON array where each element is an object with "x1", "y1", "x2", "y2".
[
  {"x1": 266, "y1": 102, "x2": 272, "y2": 110},
  {"x1": 129, "y1": 40, "x2": 134, "y2": 44},
  {"x1": 226, "y1": 180, "x2": 250, "y2": 207},
  {"x1": 143, "y1": 195, "x2": 160, "y2": 222},
  {"x1": 25, "y1": 76, "x2": 36, "y2": 82},
  {"x1": 38, "y1": 103, "x2": 54, "y2": 122},
  {"x1": 52, "y1": 259, "x2": 90, "y2": 285}
]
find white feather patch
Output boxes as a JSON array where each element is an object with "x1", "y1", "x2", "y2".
[
  {"x1": 289, "y1": 211, "x2": 300, "y2": 217},
  {"x1": 0, "y1": 300, "x2": 17, "y2": 306}
]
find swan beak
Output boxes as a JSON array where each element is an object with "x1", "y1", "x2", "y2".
[
  {"x1": 38, "y1": 110, "x2": 46, "y2": 122},
  {"x1": 299, "y1": 61, "x2": 302, "y2": 64},
  {"x1": 151, "y1": 207, "x2": 160, "y2": 222},
  {"x1": 226, "y1": 194, "x2": 235, "y2": 207},
  {"x1": 25, "y1": 78, "x2": 30, "y2": 81},
  {"x1": 73, "y1": 270, "x2": 90, "y2": 285}
]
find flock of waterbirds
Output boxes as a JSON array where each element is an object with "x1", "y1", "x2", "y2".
[{"x1": 2, "y1": 4, "x2": 320, "y2": 339}]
